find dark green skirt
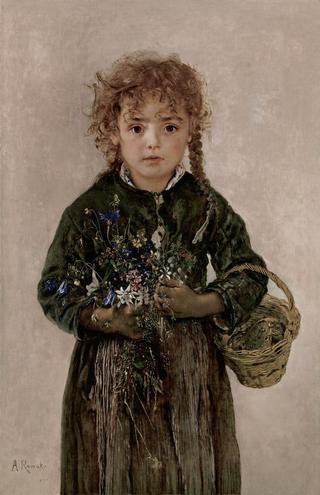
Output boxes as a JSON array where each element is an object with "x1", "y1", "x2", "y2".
[{"x1": 60, "y1": 320, "x2": 241, "y2": 495}]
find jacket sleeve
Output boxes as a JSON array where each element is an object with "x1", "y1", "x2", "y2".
[
  {"x1": 37, "y1": 207, "x2": 101, "y2": 342},
  {"x1": 205, "y1": 193, "x2": 268, "y2": 330}
]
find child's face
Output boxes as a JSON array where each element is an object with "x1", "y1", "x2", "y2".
[{"x1": 111, "y1": 95, "x2": 192, "y2": 192}]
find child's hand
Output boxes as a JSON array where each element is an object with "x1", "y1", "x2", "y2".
[
  {"x1": 154, "y1": 278, "x2": 201, "y2": 318},
  {"x1": 154, "y1": 277, "x2": 226, "y2": 319},
  {"x1": 108, "y1": 304, "x2": 145, "y2": 340}
]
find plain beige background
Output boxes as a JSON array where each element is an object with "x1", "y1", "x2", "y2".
[{"x1": 1, "y1": 0, "x2": 319, "y2": 494}]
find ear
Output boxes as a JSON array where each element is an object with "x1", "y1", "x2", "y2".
[
  {"x1": 187, "y1": 134, "x2": 192, "y2": 143},
  {"x1": 110, "y1": 132, "x2": 119, "y2": 146}
]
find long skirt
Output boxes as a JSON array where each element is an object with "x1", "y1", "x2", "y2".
[{"x1": 60, "y1": 319, "x2": 241, "y2": 495}]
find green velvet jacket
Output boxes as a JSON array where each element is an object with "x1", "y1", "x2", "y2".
[{"x1": 37, "y1": 169, "x2": 268, "y2": 339}]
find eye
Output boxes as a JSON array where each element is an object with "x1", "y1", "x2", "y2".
[
  {"x1": 164, "y1": 124, "x2": 178, "y2": 134},
  {"x1": 130, "y1": 125, "x2": 144, "y2": 134}
]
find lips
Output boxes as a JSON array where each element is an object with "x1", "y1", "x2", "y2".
[{"x1": 143, "y1": 156, "x2": 163, "y2": 160}]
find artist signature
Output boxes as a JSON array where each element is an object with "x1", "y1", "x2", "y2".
[{"x1": 11, "y1": 459, "x2": 46, "y2": 474}]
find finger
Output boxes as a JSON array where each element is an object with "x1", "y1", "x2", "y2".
[
  {"x1": 135, "y1": 315, "x2": 145, "y2": 329},
  {"x1": 132, "y1": 306, "x2": 144, "y2": 316},
  {"x1": 157, "y1": 286, "x2": 170, "y2": 299},
  {"x1": 154, "y1": 293, "x2": 162, "y2": 304},
  {"x1": 132, "y1": 324, "x2": 144, "y2": 337},
  {"x1": 125, "y1": 303, "x2": 136, "y2": 313},
  {"x1": 156, "y1": 284, "x2": 176, "y2": 306},
  {"x1": 160, "y1": 278, "x2": 183, "y2": 288},
  {"x1": 155, "y1": 303, "x2": 169, "y2": 315},
  {"x1": 159, "y1": 296, "x2": 175, "y2": 315},
  {"x1": 154, "y1": 293, "x2": 169, "y2": 312},
  {"x1": 126, "y1": 304, "x2": 143, "y2": 316},
  {"x1": 154, "y1": 292, "x2": 169, "y2": 302},
  {"x1": 154, "y1": 299, "x2": 167, "y2": 315},
  {"x1": 155, "y1": 286, "x2": 165, "y2": 297},
  {"x1": 162, "y1": 303, "x2": 175, "y2": 317},
  {"x1": 160, "y1": 287, "x2": 176, "y2": 299}
]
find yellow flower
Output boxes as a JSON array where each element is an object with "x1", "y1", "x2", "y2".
[
  {"x1": 113, "y1": 235, "x2": 124, "y2": 246},
  {"x1": 137, "y1": 229, "x2": 147, "y2": 245},
  {"x1": 132, "y1": 238, "x2": 142, "y2": 248}
]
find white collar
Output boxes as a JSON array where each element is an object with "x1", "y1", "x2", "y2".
[{"x1": 119, "y1": 162, "x2": 186, "y2": 192}]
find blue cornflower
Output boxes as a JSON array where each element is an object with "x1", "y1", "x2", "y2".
[
  {"x1": 99, "y1": 210, "x2": 120, "y2": 223},
  {"x1": 57, "y1": 279, "x2": 69, "y2": 296},
  {"x1": 102, "y1": 288, "x2": 116, "y2": 307},
  {"x1": 43, "y1": 278, "x2": 58, "y2": 293},
  {"x1": 120, "y1": 248, "x2": 133, "y2": 258}
]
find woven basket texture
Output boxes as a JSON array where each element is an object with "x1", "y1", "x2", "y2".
[{"x1": 213, "y1": 264, "x2": 301, "y2": 388}]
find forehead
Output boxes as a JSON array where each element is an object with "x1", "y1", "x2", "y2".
[{"x1": 120, "y1": 95, "x2": 188, "y2": 122}]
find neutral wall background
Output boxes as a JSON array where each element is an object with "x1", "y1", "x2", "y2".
[{"x1": 1, "y1": 0, "x2": 319, "y2": 494}]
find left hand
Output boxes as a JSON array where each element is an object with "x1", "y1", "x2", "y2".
[{"x1": 154, "y1": 277, "x2": 200, "y2": 318}]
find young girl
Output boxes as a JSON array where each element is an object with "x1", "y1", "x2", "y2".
[{"x1": 38, "y1": 51, "x2": 268, "y2": 495}]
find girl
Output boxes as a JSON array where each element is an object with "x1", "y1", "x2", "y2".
[{"x1": 38, "y1": 51, "x2": 268, "y2": 495}]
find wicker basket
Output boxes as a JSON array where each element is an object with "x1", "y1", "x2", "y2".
[{"x1": 213, "y1": 263, "x2": 301, "y2": 388}]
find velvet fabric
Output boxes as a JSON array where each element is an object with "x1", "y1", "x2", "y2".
[{"x1": 38, "y1": 170, "x2": 267, "y2": 494}]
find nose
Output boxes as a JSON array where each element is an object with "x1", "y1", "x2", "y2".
[{"x1": 145, "y1": 127, "x2": 160, "y2": 149}]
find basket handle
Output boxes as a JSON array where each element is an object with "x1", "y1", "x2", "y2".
[{"x1": 221, "y1": 263, "x2": 296, "y2": 311}]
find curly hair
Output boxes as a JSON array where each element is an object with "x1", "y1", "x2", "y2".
[{"x1": 87, "y1": 50, "x2": 212, "y2": 192}]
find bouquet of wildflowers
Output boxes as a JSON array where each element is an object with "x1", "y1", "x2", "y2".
[{"x1": 50, "y1": 194, "x2": 197, "y2": 404}]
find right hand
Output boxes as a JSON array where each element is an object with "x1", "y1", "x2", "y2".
[{"x1": 108, "y1": 304, "x2": 144, "y2": 340}]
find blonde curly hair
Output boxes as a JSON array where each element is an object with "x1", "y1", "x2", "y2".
[{"x1": 87, "y1": 50, "x2": 212, "y2": 191}]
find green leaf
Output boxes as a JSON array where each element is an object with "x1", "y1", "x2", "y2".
[{"x1": 133, "y1": 360, "x2": 145, "y2": 370}]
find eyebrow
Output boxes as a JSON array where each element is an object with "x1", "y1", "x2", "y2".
[
  {"x1": 158, "y1": 115, "x2": 184, "y2": 122},
  {"x1": 124, "y1": 113, "x2": 184, "y2": 123}
]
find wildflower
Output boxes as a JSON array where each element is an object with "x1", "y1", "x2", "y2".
[
  {"x1": 160, "y1": 267, "x2": 173, "y2": 279},
  {"x1": 99, "y1": 210, "x2": 120, "y2": 223},
  {"x1": 126, "y1": 269, "x2": 143, "y2": 291},
  {"x1": 115, "y1": 286, "x2": 134, "y2": 306},
  {"x1": 148, "y1": 455, "x2": 163, "y2": 471},
  {"x1": 167, "y1": 256, "x2": 176, "y2": 268},
  {"x1": 43, "y1": 278, "x2": 58, "y2": 293},
  {"x1": 57, "y1": 279, "x2": 69, "y2": 296},
  {"x1": 86, "y1": 270, "x2": 100, "y2": 296},
  {"x1": 132, "y1": 238, "x2": 143, "y2": 249},
  {"x1": 115, "y1": 285, "x2": 143, "y2": 306},
  {"x1": 111, "y1": 194, "x2": 120, "y2": 207},
  {"x1": 137, "y1": 229, "x2": 147, "y2": 244},
  {"x1": 135, "y1": 288, "x2": 150, "y2": 306},
  {"x1": 112, "y1": 235, "x2": 124, "y2": 246},
  {"x1": 102, "y1": 288, "x2": 116, "y2": 307},
  {"x1": 120, "y1": 247, "x2": 133, "y2": 258}
]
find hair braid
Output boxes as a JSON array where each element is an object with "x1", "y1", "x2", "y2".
[{"x1": 188, "y1": 128, "x2": 212, "y2": 196}]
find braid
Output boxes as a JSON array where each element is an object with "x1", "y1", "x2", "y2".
[{"x1": 188, "y1": 129, "x2": 212, "y2": 196}]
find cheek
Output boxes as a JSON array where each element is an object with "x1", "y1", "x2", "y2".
[
  {"x1": 120, "y1": 138, "x2": 139, "y2": 155},
  {"x1": 172, "y1": 137, "x2": 188, "y2": 154}
]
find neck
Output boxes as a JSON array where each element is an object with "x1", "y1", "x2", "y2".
[
  {"x1": 120, "y1": 162, "x2": 185, "y2": 193},
  {"x1": 129, "y1": 172, "x2": 173, "y2": 193},
  {"x1": 129, "y1": 171, "x2": 175, "y2": 193}
]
